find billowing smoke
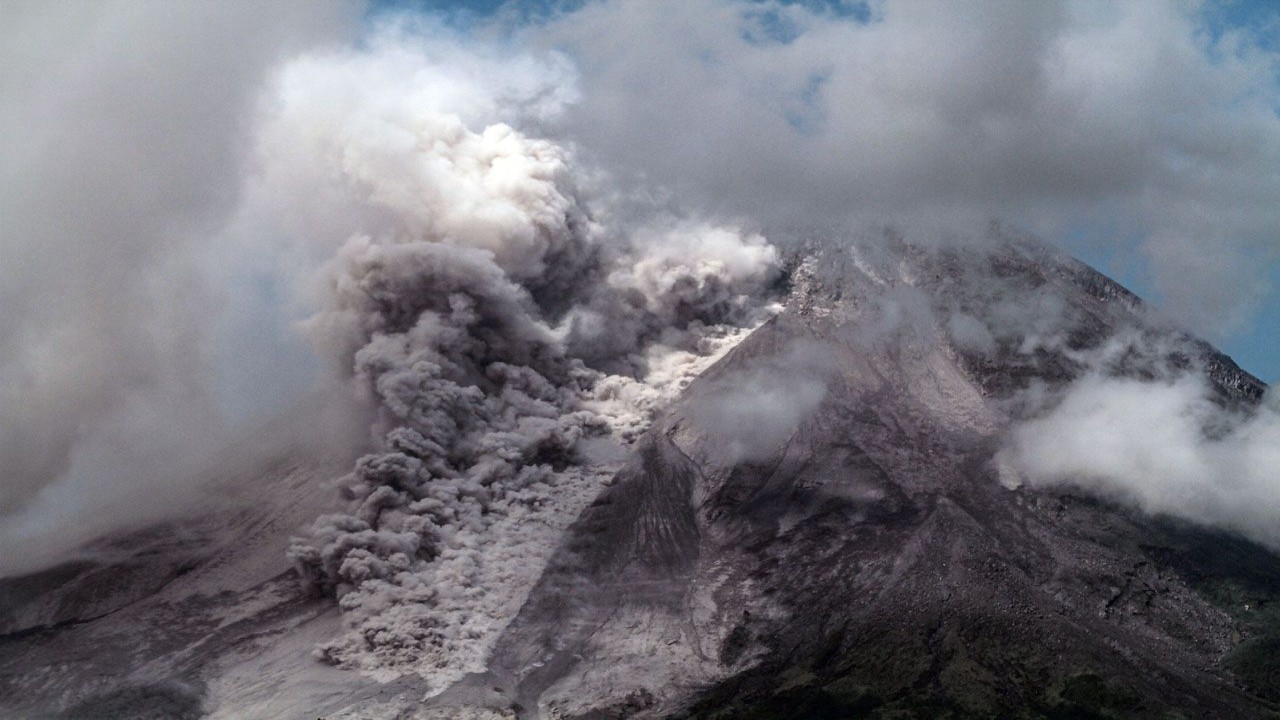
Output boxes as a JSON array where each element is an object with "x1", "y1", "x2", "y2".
[{"x1": 265, "y1": 25, "x2": 780, "y2": 688}]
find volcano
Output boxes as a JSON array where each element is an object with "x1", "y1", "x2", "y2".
[{"x1": 2, "y1": 232, "x2": 1277, "y2": 720}]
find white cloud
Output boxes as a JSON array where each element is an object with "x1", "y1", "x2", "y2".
[
  {"x1": 526, "y1": 0, "x2": 1280, "y2": 338},
  {"x1": 1001, "y1": 374, "x2": 1280, "y2": 550}
]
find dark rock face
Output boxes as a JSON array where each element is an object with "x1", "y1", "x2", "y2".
[{"x1": 432, "y1": 235, "x2": 1278, "y2": 719}]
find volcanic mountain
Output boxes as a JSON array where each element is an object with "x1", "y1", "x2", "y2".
[{"x1": 1, "y1": 232, "x2": 1277, "y2": 719}]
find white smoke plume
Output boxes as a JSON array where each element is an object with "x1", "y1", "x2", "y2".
[{"x1": 264, "y1": 22, "x2": 781, "y2": 688}]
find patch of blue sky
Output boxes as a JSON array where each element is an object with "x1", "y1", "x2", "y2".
[
  {"x1": 1226, "y1": 266, "x2": 1280, "y2": 384},
  {"x1": 741, "y1": 0, "x2": 873, "y2": 46},
  {"x1": 1199, "y1": 0, "x2": 1280, "y2": 53},
  {"x1": 371, "y1": 0, "x2": 873, "y2": 41},
  {"x1": 365, "y1": 0, "x2": 582, "y2": 32},
  {"x1": 784, "y1": 71, "x2": 830, "y2": 135},
  {"x1": 766, "y1": 0, "x2": 873, "y2": 23},
  {"x1": 741, "y1": 6, "x2": 806, "y2": 45}
]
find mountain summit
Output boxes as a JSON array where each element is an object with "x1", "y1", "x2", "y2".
[{"x1": 2, "y1": 232, "x2": 1277, "y2": 720}]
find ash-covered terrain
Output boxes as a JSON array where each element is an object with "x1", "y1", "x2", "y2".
[{"x1": 2, "y1": 229, "x2": 1278, "y2": 720}]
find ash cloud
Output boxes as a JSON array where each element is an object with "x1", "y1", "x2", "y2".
[{"x1": 268, "y1": 23, "x2": 781, "y2": 688}]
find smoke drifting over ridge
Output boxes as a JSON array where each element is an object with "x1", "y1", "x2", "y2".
[{"x1": 1001, "y1": 364, "x2": 1280, "y2": 552}]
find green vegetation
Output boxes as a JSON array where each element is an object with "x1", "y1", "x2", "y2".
[
  {"x1": 1224, "y1": 605, "x2": 1280, "y2": 703},
  {"x1": 1144, "y1": 522, "x2": 1280, "y2": 704}
]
